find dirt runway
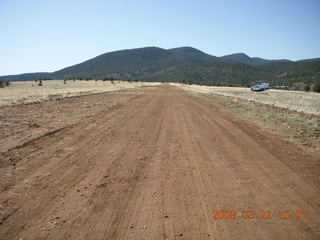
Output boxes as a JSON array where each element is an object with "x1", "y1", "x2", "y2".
[{"x1": 0, "y1": 85, "x2": 319, "y2": 239}]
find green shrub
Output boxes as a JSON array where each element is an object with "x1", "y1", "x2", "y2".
[
  {"x1": 304, "y1": 84, "x2": 310, "y2": 92},
  {"x1": 313, "y1": 82, "x2": 320, "y2": 93},
  {"x1": 291, "y1": 82, "x2": 304, "y2": 91}
]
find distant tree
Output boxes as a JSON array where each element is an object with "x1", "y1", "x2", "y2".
[
  {"x1": 0, "y1": 80, "x2": 9, "y2": 88},
  {"x1": 64, "y1": 79, "x2": 67, "y2": 84},
  {"x1": 291, "y1": 82, "x2": 304, "y2": 91},
  {"x1": 313, "y1": 82, "x2": 320, "y2": 93},
  {"x1": 304, "y1": 84, "x2": 310, "y2": 92},
  {"x1": 38, "y1": 80, "x2": 43, "y2": 86}
]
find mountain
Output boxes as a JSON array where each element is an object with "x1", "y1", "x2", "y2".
[
  {"x1": 221, "y1": 53, "x2": 260, "y2": 65},
  {"x1": 52, "y1": 46, "x2": 218, "y2": 80},
  {"x1": 220, "y1": 53, "x2": 291, "y2": 66},
  {"x1": 168, "y1": 47, "x2": 218, "y2": 62},
  {"x1": 0, "y1": 46, "x2": 319, "y2": 87},
  {"x1": 0, "y1": 72, "x2": 50, "y2": 82}
]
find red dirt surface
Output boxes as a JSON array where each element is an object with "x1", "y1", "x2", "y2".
[
  {"x1": 0, "y1": 88, "x2": 145, "y2": 154},
  {"x1": 0, "y1": 85, "x2": 319, "y2": 239}
]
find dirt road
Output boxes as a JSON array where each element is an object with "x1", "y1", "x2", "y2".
[{"x1": 0, "y1": 85, "x2": 319, "y2": 239}]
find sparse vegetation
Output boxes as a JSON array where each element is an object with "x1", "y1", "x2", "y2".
[
  {"x1": 176, "y1": 83, "x2": 320, "y2": 115},
  {"x1": 0, "y1": 80, "x2": 160, "y2": 106}
]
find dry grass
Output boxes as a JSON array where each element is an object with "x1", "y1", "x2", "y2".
[
  {"x1": 0, "y1": 80, "x2": 160, "y2": 107},
  {"x1": 173, "y1": 83, "x2": 320, "y2": 115},
  {"x1": 184, "y1": 89, "x2": 320, "y2": 153}
]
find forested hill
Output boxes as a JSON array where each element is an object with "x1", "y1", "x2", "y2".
[{"x1": 1, "y1": 46, "x2": 319, "y2": 87}]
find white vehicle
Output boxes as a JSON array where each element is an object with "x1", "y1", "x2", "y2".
[{"x1": 251, "y1": 82, "x2": 270, "y2": 92}]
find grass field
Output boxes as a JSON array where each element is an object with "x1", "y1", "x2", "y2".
[
  {"x1": 0, "y1": 80, "x2": 160, "y2": 107},
  {"x1": 173, "y1": 83, "x2": 320, "y2": 115}
]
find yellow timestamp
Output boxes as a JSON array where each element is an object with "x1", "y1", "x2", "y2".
[{"x1": 211, "y1": 209, "x2": 308, "y2": 220}]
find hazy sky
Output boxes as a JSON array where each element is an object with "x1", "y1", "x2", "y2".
[{"x1": 0, "y1": 0, "x2": 319, "y2": 75}]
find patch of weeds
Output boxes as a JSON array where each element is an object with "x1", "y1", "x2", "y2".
[
  {"x1": 8, "y1": 167, "x2": 26, "y2": 176},
  {"x1": 264, "y1": 221, "x2": 275, "y2": 224}
]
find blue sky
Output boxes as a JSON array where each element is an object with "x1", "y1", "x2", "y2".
[{"x1": 0, "y1": 0, "x2": 319, "y2": 75}]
